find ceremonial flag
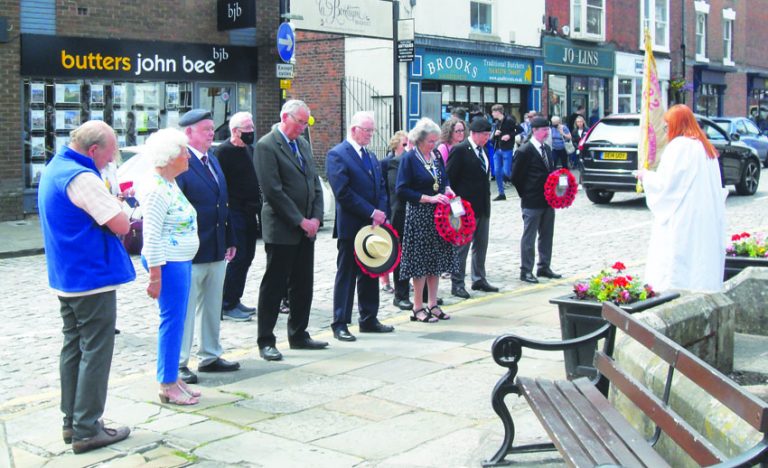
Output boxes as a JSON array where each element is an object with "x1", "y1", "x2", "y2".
[{"x1": 637, "y1": 28, "x2": 668, "y2": 192}]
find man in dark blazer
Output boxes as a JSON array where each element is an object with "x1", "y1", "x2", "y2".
[
  {"x1": 511, "y1": 116, "x2": 563, "y2": 284},
  {"x1": 253, "y1": 100, "x2": 326, "y2": 361},
  {"x1": 387, "y1": 145, "x2": 413, "y2": 310},
  {"x1": 326, "y1": 112, "x2": 394, "y2": 342},
  {"x1": 447, "y1": 117, "x2": 499, "y2": 299},
  {"x1": 176, "y1": 109, "x2": 240, "y2": 384}
]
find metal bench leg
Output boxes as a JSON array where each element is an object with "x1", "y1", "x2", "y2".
[{"x1": 483, "y1": 369, "x2": 518, "y2": 467}]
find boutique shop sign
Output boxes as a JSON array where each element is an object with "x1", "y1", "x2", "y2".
[
  {"x1": 419, "y1": 51, "x2": 532, "y2": 85},
  {"x1": 21, "y1": 34, "x2": 258, "y2": 81}
]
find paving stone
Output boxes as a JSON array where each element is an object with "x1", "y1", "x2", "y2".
[
  {"x1": 43, "y1": 448, "x2": 122, "y2": 468},
  {"x1": 198, "y1": 402, "x2": 273, "y2": 426},
  {"x1": 103, "y1": 453, "x2": 153, "y2": 468},
  {"x1": 236, "y1": 389, "x2": 337, "y2": 415},
  {"x1": 109, "y1": 428, "x2": 164, "y2": 453},
  {"x1": 421, "y1": 346, "x2": 488, "y2": 366},
  {"x1": 143, "y1": 454, "x2": 191, "y2": 468},
  {"x1": 138, "y1": 413, "x2": 208, "y2": 433},
  {"x1": 167, "y1": 420, "x2": 243, "y2": 446},
  {"x1": 348, "y1": 357, "x2": 447, "y2": 383},
  {"x1": 323, "y1": 394, "x2": 413, "y2": 422},
  {"x1": 298, "y1": 351, "x2": 392, "y2": 376},
  {"x1": 250, "y1": 408, "x2": 369, "y2": 443}
]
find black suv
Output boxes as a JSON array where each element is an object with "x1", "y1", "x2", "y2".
[{"x1": 579, "y1": 114, "x2": 761, "y2": 204}]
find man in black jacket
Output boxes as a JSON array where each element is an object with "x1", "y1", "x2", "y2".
[
  {"x1": 511, "y1": 116, "x2": 562, "y2": 284},
  {"x1": 491, "y1": 104, "x2": 523, "y2": 201}
]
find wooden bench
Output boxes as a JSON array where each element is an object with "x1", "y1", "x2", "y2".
[{"x1": 484, "y1": 302, "x2": 768, "y2": 467}]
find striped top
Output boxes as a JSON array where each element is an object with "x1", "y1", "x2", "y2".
[{"x1": 139, "y1": 173, "x2": 199, "y2": 267}]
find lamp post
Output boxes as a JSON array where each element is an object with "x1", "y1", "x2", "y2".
[
  {"x1": 392, "y1": 0, "x2": 401, "y2": 132},
  {"x1": 681, "y1": 0, "x2": 687, "y2": 104}
]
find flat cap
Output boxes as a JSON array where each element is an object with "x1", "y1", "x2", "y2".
[
  {"x1": 179, "y1": 109, "x2": 213, "y2": 127},
  {"x1": 530, "y1": 116, "x2": 550, "y2": 129},
  {"x1": 469, "y1": 117, "x2": 491, "y2": 133}
]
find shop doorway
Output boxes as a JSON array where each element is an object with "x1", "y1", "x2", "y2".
[{"x1": 196, "y1": 82, "x2": 235, "y2": 140}]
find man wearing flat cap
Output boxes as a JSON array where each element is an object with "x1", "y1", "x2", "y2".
[
  {"x1": 511, "y1": 116, "x2": 562, "y2": 284},
  {"x1": 175, "y1": 109, "x2": 241, "y2": 384},
  {"x1": 446, "y1": 117, "x2": 499, "y2": 299}
]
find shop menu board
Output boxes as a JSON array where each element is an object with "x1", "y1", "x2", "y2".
[{"x1": 23, "y1": 79, "x2": 192, "y2": 187}]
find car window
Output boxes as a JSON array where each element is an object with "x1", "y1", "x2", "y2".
[
  {"x1": 735, "y1": 120, "x2": 748, "y2": 135},
  {"x1": 700, "y1": 121, "x2": 727, "y2": 141},
  {"x1": 585, "y1": 119, "x2": 640, "y2": 145},
  {"x1": 744, "y1": 119, "x2": 761, "y2": 136}
]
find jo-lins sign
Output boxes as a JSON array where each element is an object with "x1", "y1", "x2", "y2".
[{"x1": 21, "y1": 34, "x2": 258, "y2": 81}]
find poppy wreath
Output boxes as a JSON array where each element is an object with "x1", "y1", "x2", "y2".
[
  {"x1": 353, "y1": 224, "x2": 403, "y2": 279},
  {"x1": 544, "y1": 168, "x2": 578, "y2": 209},
  {"x1": 434, "y1": 197, "x2": 476, "y2": 246}
]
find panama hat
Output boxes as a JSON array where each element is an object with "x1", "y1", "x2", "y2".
[{"x1": 353, "y1": 224, "x2": 401, "y2": 277}]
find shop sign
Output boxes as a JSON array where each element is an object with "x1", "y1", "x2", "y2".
[
  {"x1": 216, "y1": 0, "x2": 256, "y2": 30},
  {"x1": 420, "y1": 51, "x2": 532, "y2": 85},
  {"x1": 290, "y1": 0, "x2": 393, "y2": 39},
  {"x1": 21, "y1": 34, "x2": 258, "y2": 81},
  {"x1": 543, "y1": 36, "x2": 614, "y2": 78}
]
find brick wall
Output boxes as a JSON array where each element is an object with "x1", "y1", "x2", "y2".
[
  {"x1": 0, "y1": 1, "x2": 24, "y2": 220},
  {"x1": 725, "y1": 72, "x2": 747, "y2": 116},
  {"x1": 254, "y1": 6, "x2": 281, "y2": 138},
  {"x1": 606, "y1": 0, "x2": 639, "y2": 53},
  {"x1": 289, "y1": 31, "x2": 345, "y2": 174}
]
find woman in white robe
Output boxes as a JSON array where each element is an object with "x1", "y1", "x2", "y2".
[{"x1": 638, "y1": 104, "x2": 727, "y2": 292}]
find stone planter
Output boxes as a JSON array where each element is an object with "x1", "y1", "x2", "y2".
[
  {"x1": 549, "y1": 291, "x2": 680, "y2": 380},
  {"x1": 724, "y1": 256, "x2": 768, "y2": 281}
]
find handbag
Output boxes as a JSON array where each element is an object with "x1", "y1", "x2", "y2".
[
  {"x1": 564, "y1": 139, "x2": 576, "y2": 154},
  {"x1": 121, "y1": 205, "x2": 143, "y2": 255}
]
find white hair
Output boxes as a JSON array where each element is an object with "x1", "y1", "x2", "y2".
[
  {"x1": 550, "y1": 116, "x2": 561, "y2": 125},
  {"x1": 407, "y1": 117, "x2": 441, "y2": 145},
  {"x1": 144, "y1": 128, "x2": 189, "y2": 168},
  {"x1": 229, "y1": 111, "x2": 253, "y2": 132},
  {"x1": 280, "y1": 99, "x2": 310, "y2": 119}
]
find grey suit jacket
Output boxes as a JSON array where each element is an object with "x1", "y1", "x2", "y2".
[{"x1": 254, "y1": 128, "x2": 324, "y2": 245}]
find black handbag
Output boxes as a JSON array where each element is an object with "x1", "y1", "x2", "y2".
[{"x1": 121, "y1": 205, "x2": 143, "y2": 255}]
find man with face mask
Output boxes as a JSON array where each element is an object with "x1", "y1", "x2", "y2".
[{"x1": 216, "y1": 111, "x2": 261, "y2": 321}]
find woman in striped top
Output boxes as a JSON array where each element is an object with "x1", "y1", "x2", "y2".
[{"x1": 136, "y1": 128, "x2": 200, "y2": 406}]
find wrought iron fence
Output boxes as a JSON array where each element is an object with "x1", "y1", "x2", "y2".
[{"x1": 341, "y1": 76, "x2": 394, "y2": 160}]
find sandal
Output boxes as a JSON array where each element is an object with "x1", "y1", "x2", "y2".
[
  {"x1": 410, "y1": 307, "x2": 438, "y2": 323},
  {"x1": 429, "y1": 305, "x2": 450, "y2": 320},
  {"x1": 158, "y1": 383, "x2": 199, "y2": 406}
]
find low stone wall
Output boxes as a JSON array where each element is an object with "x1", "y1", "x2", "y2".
[
  {"x1": 609, "y1": 291, "x2": 762, "y2": 467},
  {"x1": 723, "y1": 267, "x2": 768, "y2": 336}
]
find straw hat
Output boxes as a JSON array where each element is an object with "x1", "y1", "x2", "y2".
[{"x1": 353, "y1": 224, "x2": 401, "y2": 277}]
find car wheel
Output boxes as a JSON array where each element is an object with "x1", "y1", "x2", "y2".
[
  {"x1": 736, "y1": 159, "x2": 760, "y2": 196},
  {"x1": 585, "y1": 188, "x2": 615, "y2": 204}
]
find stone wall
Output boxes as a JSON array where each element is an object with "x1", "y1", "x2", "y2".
[{"x1": 723, "y1": 267, "x2": 768, "y2": 336}]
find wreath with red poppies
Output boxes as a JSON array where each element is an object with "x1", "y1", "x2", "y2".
[
  {"x1": 544, "y1": 169, "x2": 578, "y2": 209},
  {"x1": 434, "y1": 197, "x2": 476, "y2": 246}
]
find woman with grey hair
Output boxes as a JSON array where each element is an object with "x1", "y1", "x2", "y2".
[
  {"x1": 396, "y1": 118, "x2": 458, "y2": 322},
  {"x1": 136, "y1": 128, "x2": 201, "y2": 405}
]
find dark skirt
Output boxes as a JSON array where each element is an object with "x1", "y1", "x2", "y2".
[{"x1": 399, "y1": 201, "x2": 458, "y2": 280}]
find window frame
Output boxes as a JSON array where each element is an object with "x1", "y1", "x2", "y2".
[
  {"x1": 694, "y1": 1, "x2": 710, "y2": 63},
  {"x1": 571, "y1": 0, "x2": 605, "y2": 42},
  {"x1": 470, "y1": 0, "x2": 493, "y2": 35},
  {"x1": 640, "y1": 0, "x2": 669, "y2": 53},
  {"x1": 722, "y1": 18, "x2": 734, "y2": 66}
]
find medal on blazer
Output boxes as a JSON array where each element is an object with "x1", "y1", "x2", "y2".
[{"x1": 415, "y1": 148, "x2": 440, "y2": 193}]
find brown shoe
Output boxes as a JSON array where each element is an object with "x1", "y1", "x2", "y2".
[{"x1": 72, "y1": 424, "x2": 130, "y2": 454}]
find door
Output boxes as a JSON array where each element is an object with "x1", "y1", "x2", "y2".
[
  {"x1": 422, "y1": 91, "x2": 442, "y2": 126},
  {"x1": 196, "y1": 82, "x2": 235, "y2": 141}
]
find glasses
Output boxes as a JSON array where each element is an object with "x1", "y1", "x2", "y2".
[
  {"x1": 357, "y1": 126, "x2": 376, "y2": 134},
  {"x1": 454, "y1": 128, "x2": 465, "y2": 133},
  {"x1": 402, "y1": 143, "x2": 408, "y2": 147},
  {"x1": 288, "y1": 114, "x2": 309, "y2": 127}
]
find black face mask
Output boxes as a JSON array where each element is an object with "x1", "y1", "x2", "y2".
[{"x1": 240, "y1": 131, "x2": 255, "y2": 145}]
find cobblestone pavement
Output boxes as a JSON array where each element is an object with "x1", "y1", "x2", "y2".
[{"x1": 1, "y1": 173, "x2": 767, "y2": 411}]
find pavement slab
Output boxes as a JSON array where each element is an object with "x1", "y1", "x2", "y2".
[
  {"x1": 347, "y1": 357, "x2": 448, "y2": 383},
  {"x1": 322, "y1": 394, "x2": 414, "y2": 422},
  {"x1": 250, "y1": 407, "x2": 369, "y2": 443}
]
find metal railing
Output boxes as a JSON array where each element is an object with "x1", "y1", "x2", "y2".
[{"x1": 341, "y1": 76, "x2": 394, "y2": 160}]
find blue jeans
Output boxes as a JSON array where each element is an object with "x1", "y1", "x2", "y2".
[{"x1": 494, "y1": 149, "x2": 514, "y2": 195}]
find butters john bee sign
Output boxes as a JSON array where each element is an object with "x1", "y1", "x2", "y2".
[{"x1": 21, "y1": 34, "x2": 258, "y2": 82}]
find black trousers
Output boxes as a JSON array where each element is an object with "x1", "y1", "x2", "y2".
[
  {"x1": 331, "y1": 239, "x2": 379, "y2": 331},
  {"x1": 222, "y1": 206, "x2": 258, "y2": 310},
  {"x1": 257, "y1": 238, "x2": 314, "y2": 348},
  {"x1": 391, "y1": 209, "x2": 410, "y2": 301}
]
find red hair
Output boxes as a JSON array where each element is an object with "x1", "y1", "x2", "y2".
[{"x1": 664, "y1": 104, "x2": 718, "y2": 159}]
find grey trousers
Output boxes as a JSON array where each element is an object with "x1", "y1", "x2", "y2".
[
  {"x1": 520, "y1": 207, "x2": 555, "y2": 274},
  {"x1": 59, "y1": 290, "x2": 116, "y2": 439},
  {"x1": 452, "y1": 215, "x2": 490, "y2": 287},
  {"x1": 179, "y1": 261, "x2": 226, "y2": 368}
]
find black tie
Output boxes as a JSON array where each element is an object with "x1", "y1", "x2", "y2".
[
  {"x1": 289, "y1": 140, "x2": 305, "y2": 171},
  {"x1": 200, "y1": 154, "x2": 218, "y2": 183},
  {"x1": 541, "y1": 144, "x2": 553, "y2": 171},
  {"x1": 476, "y1": 146, "x2": 487, "y2": 173}
]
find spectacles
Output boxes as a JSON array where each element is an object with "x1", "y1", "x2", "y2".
[
  {"x1": 288, "y1": 114, "x2": 309, "y2": 127},
  {"x1": 402, "y1": 143, "x2": 408, "y2": 147},
  {"x1": 357, "y1": 126, "x2": 376, "y2": 134},
  {"x1": 454, "y1": 128, "x2": 465, "y2": 133}
]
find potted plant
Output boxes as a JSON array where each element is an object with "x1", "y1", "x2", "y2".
[
  {"x1": 550, "y1": 261, "x2": 679, "y2": 379},
  {"x1": 724, "y1": 232, "x2": 768, "y2": 280}
]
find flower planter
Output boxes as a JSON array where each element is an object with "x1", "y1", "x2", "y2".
[
  {"x1": 724, "y1": 256, "x2": 768, "y2": 281},
  {"x1": 549, "y1": 291, "x2": 680, "y2": 380}
]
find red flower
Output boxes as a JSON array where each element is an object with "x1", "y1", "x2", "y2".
[
  {"x1": 732, "y1": 234, "x2": 742, "y2": 241},
  {"x1": 612, "y1": 276, "x2": 629, "y2": 288},
  {"x1": 626, "y1": 275, "x2": 633, "y2": 281},
  {"x1": 740, "y1": 232, "x2": 751, "y2": 238},
  {"x1": 612, "y1": 261, "x2": 626, "y2": 271},
  {"x1": 434, "y1": 198, "x2": 476, "y2": 246}
]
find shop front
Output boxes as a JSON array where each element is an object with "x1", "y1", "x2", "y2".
[
  {"x1": 407, "y1": 40, "x2": 543, "y2": 128},
  {"x1": 19, "y1": 34, "x2": 258, "y2": 212},
  {"x1": 542, "y1": 36, "x2": 615, "y2": 125},
  {"x1": 613, "y1": 52, "x2": 670, "y2": 115},
  {"x1": 692, "y1": 65, "x2": 734, "y2": 117},
  {"x1": 747, "y1": 74, "x2": 768, "y2": 130}
]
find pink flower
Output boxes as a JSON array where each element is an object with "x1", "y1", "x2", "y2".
[
  {"x1": 620, "y1": 290, "x2": 631, "y2": 302},
  {"x1": 741, "y1": 232, "x2": 751, "y2": 238}
]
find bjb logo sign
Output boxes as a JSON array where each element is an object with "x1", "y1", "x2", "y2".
[
  {"x1": 227, "y1": 2, "x2": 242, "y2": 22},
  {"x1": 217, "y1": 0, "x2": 255, "y2": 31}
]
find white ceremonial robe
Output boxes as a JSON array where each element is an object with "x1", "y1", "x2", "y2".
[{"x1": 643, "y1": 136, "x2": 727, "y2": 293}]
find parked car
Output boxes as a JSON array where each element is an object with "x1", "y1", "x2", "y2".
[
  {"x1": 711, "y1": 117, "x2": 768, "y2": 167},
  {"x1": 579, "y1": 114, "x2": 761, "y2": 204}
]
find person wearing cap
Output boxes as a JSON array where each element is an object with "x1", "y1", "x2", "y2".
[
  {"x1": 447, "y1": 117, "x2": 499, "y2": 299},
  {"x1": 253, "y1": 99, "x2": 326, "y2": 361},
  {"x1": 175, "y1": 109, "x2": 241, "y2": 384},
  {"x1": 511, "y1": 116, "x2": 563, "y2": 284},
  {"x1": 327, "y1": 111, "x2": 395, "y2": 342}
]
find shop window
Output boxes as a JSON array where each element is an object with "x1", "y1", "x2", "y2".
[
  {"x1": 618, "y1": 78, "x2": 634, "y2": 113},
  {"x1": 694, "y1": 1, "x2": 710, "y2": 62},
  {"x1": 455, "y1": 85, "x2": 468, "y2": 102},
  {"x1": 497, "y1": 87, "x2": 509, "y2": 104},
  {"x1": 470, "y1": 1, "x2": 492, "y2": 34},
  {"x1": 509, "y1": 88, "x2": 521, "y2": 104},
  {"x1": 696, "y1": 84, "x2": 720, "y2": 117},
  {"x1": 238, "y1": 83, "x2": 252, "y2": 111},
  {"x1": 483, "y1": 86, "x2": 495, "y2": 103},
  {"x1": 571, "y1": 0, "x2": 605, "y2": 41},
  {"x1": 470, "y1": 85, "x2": 482, "y2": 103},
  {"x1": 441, "y1": 85, "x2": 453, "y2": 104},
  {"x1": 548, "y1": 75, "x2": 568, "y2": 118},
  {"x1": 641, "y1": 0, "x2": 669, "y2": 52},
  {"x1": 723, "y1": 19, "x2": 734, "y2": 65}
]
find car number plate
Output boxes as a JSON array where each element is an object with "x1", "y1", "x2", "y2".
[{"x1": 602, "y1": 152, "x2": 628, "y2": 160}]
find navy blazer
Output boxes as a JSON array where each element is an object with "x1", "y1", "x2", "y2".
[
  {"x1": 326, "y1": 141, "x2": 387, "y2": 240},
  {"x1": 176, "y1": 148, "x2": 236, "y2": 263}
]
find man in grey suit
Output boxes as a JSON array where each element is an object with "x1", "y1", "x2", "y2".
[{"x1": 253, "y1": 99, "x2": 327, "y2": 361}]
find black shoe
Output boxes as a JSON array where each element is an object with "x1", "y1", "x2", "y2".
[
  {"x1": 289, "y1": 338, "x2": 329, "y2": 350},
  {"x1": 71, "y1": 423, "x2": 130, "y2": 454},
  {"x1": 235, "y1": 302, "x2": 257, "y2": 314},
  {"x1": 471, "y1": 280, "x2": 499, "y2": 292},
  {"x1": 436, "y1": 297, "x2": 444, "y2": 306},
  {"x1": 178, "y1": 366, "x2": 198, "y2": 384},
  {"x1": 359, "y1": 321, "x2": 395, "y2": 333},
  {"x1": 63, "y1": 426, "x2": 74, "y2": 444},
  {"x1": 493, "y1": 194, "x2": 507, "y2": 201},
  {"x1": 334, "y1": 328, "x2": 357, "y2": 342},
  {"x1": 198, "y1": 357, "x2": 240, "y2": 373},
  {"x1": 520, "y1": 272, "x2": 539, "y2": 283},
  {"x1": 451, "y1": 285, "x2": 470, "y2": 299},
  {"x1": 393, "y1": 298, "x2": 413, "y2": 310},
  {"x1": 536, "y1": 267, "x2": 562, "y2": 279},
  {"x1": 259, "y1": 346, "x2": 283, "y2": 361}
]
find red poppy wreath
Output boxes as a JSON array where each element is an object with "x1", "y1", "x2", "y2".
[
  {"x1": 434, "y1": 197, "x2": 476, "y2": 246},
  {"x1": 544, "y1": 169, "x2": 578, "y2": 209}
]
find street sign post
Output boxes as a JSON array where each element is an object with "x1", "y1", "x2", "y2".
[
  {"x1": 276, "y1": 63, "x2": 295, "y2": 78},
  {"x1": 276, "y1": 22, "x2": 296, "y2": 63}
]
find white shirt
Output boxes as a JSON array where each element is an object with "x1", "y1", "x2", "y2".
[{"x1": 468, "y1": 136, "x2": 490, "y2": 174}]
